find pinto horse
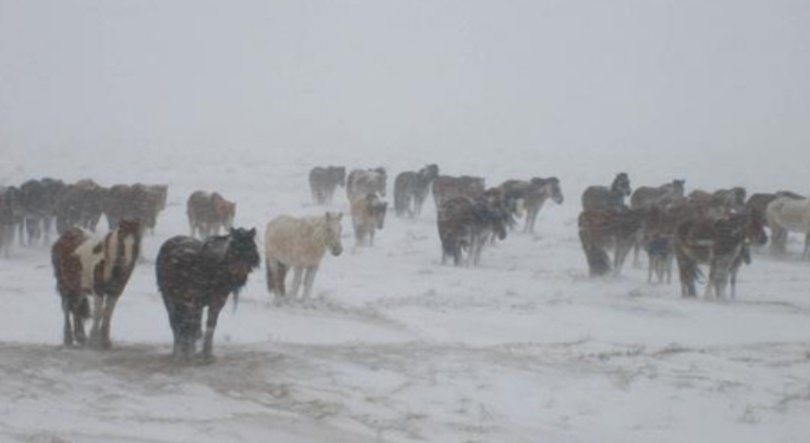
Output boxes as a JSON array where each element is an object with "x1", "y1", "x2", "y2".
[
  {"x1": 156, "y1": 227, "x2": 260, "y2": 360},
  {"x1": 673, "y1": 211, "x2": 766, "y2": 299},
  {"x1": 766, "y1": 197, "x2": 810, "y2": 258},
  {"x1": 51, "y1": 219, "x2": 141, "y2": 348}
]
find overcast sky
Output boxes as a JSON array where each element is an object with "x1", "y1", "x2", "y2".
[{"x1": 1, "y1": 1, "x2": 808, "y2": 187}]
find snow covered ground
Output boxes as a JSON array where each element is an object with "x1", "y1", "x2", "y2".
[{"x1": 1, "y1": 146, "x2": 809, "y2": 443}]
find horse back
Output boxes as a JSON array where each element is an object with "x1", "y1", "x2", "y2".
[
  {"x1": 52, "y1": 228, "x2": 91, "y2": 296},
  {"x1": 265, "y1": 215, "x2": 327, "y2": 266}
]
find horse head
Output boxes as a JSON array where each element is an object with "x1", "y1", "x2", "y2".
[
  {"x1": 224, "y1": 227, "x2": 260, "y2": 281},
  {"x1": 547, "y1": 177, "x2": 564, "y2": 204},
  {"x1": 324, "y1": 212, "x2": 344, "y2": 256},
  {"x1": 332, "y1": 166, "x2": 347, "y2": 187},
  {"x1": 422, "y1": 164, "x2": 440, "y2": 182},
  {"x1": 612, "y1": 173, "x2": 632, "y2": 197},
  {"x1": 672, "y1": 179, "x2": 686, "y2": 197},
  {"x1": 117, "y1": 218, "x2": 143, "y2": 238},
  {"x1": 744, "y1": 211, "x2": 768, "y2": 246}
]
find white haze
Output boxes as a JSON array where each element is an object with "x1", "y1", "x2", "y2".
[
  {"x1": 1, "y1": 0, "x2": 809, "y2": 190},
  {"x1": 2, "y1": 2, "x2": 810, "y2": 443}
]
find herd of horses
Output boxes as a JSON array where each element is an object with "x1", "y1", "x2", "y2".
[
  {"x1": 0, "y1": 167, "x2": 808, "y2": 362},
  {"x1": 577, "y1": 173, "x2": 809, "y2": 299}
]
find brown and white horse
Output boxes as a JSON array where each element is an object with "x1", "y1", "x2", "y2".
[
  {"x1": 673, "y1": 211, "x2": 766, "y2": 299},
  {"x1": 51, "y1": 219, "x2": 141, "y2": 348}
]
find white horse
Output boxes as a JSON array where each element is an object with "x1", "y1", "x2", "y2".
[
  {"x1": 264, "y1": 212, "x2": 343, "y2": 300},
  {"x1": 766, "y1": 197, "x2": 810, "y2": 258}
]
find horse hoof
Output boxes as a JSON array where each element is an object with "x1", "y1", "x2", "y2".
[{"x1": 196, "y1": 353, "x2": 216, "y2": 365}]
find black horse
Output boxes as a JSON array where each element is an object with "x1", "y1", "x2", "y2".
[
  {"x1": 156, "y1": 227, "x2": 260, "y2": 361},
  {"x1": 437, "y1": 196, "x2": 510, "y2": 266}
]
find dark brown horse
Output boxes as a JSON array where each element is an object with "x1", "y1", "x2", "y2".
[
  {"x1": 104, "y1": 183, "x2": 167, "y2": 233},
  {"x1": 156, "y1": 227, "x2": 259, "y2": 361},
  {"x1": 55, "y1": 180, "x2": 107, "y2": 235},
  {"x1": 437, "y1": 196, "x2": 510, "y2": 266},
  {"x1": 187, "y1": 191, "x2": 236, "y2": 238},
  {"x1": 51, "y1": 219, "x2": 141, "y2": 348},
  {"x1": 578, "y1": 208, "x2": 644, "y2": 277},
  {"x1": 432, "y1": 175, "x2": 486, "y2": 210},
  {"x1": 673, "y1": 211, "x2": 766, "y2": 299}
]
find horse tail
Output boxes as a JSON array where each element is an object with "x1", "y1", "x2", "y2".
[
  {"x1": 231, "y1": 289, "x2": 240, "y2": 314},
  {"x1": 78, "y1": 296, "x2": 90, "y2": 319},
  {"x1": 579, "y1": 229, "x2": 611, "y2": 276},
  {"x1": 265, "y1": 258, "x2": 275, "y2": 294}
]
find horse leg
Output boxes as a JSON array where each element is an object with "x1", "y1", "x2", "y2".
[
  {"x1": 99, "y1": 294, "x2": 120, "y2": 349},
  {"x1": 62, "y1": 298, "x2": 74, "y2": 347},
  {"x1": 675, "y1": 251, "x2": 696, "y2": 297},
  {"x1": 369, "y1": 227, "x2": 375, "y2": 246},
  {"x1": 303, "y1": 266, "x2": 319, "y2": 298},
  {"x1": 276, "y1": 262, "x2": 288, "y2": 297},
  {"x1": 201, "y1": 299, "x2": 226, "y2": 360},
  {"x1": 44, "y1": 217, "x2": 52, "y2": 244},
  {"x1": 88, "y1": 294, "x2": 104, "y2": 347},
  {"x1": 73, "y1": 297, "x2": 88, "y2": 346},
  {"x1": 177, "y1": 303, "x2": 201, "y2": 360},
  {"x1": 290, "y1": 267, "x2": 303, "y2": 297}
]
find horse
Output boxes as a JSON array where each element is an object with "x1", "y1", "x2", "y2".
[
  {"x1": 673, "y1": 211, "x2": 766, "y2": 298},
  {"x1": 745, "y1": 190, "x2": 804, "y2": 249},
  {"x1": 55, "y1": 180, "x2": 107, "y2": 235},
  {"x1": 766, "y1": 197, "x2": 810, "y2": 258},
  {"x1": 0, "y1": 186, "x2": 23, "y2": 257},
  {"x1": 186, "y1": 191, "x2": 236, "y2": 238},
  {"x1": 581, "y1": 173, "x2": 632, "y2": 211},
  {"x1": 135, "y1": 183, "x2": 168, "y2": 233},
  {"x1": 51, "y1": 219, "x2": 141, "y2": 348},
  {"x1": 630, "y1": 179, "x2": 685, "y2": 210},
  {"x1": 309, "y1": 166, "x2": 346, "y2": 205},
  {"x1": 437, "y1": 196, "x2": 510, "y2": 267},
  {"x1": 350, "y1": 193, "x2": 388, "y2": 246},
  {"x1": 578, "y1": 208, "x2": 644, "y2": 277},
  {"x1": 393, "y1": 164, "x2": 440, "y2": 218},
  {"x1": 347, "y1": 168, "x2": 387, "y2": 202},
  {"x1": 432, "y1": 175, "x2": 486, "y2": 210},
  {"x1": 156, "y1": 227, "x2": 259, "y2": 361},
  {"x1": 19, "y1": 179, "x2": 49, "y2": 245},
  {"x1": 104, "y1": 184, "x2": 164, "y2": 232},
  {"x1": 629, "y1": 180, "x2": 685, "y2": 265},
  {"x1": 264, "y1": 212, "x2": 343, "y2": 300},
  {"x1": 500, "y1": 177, "x2": 564, "y2": 234},
  {"x1": 645, "y1": 235, "x2": 674, "y2": 284}
]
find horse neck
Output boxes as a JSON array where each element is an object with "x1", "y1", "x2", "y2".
[{"x1": 309, "y1": 218, "x2": 334, "y2": 250}]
